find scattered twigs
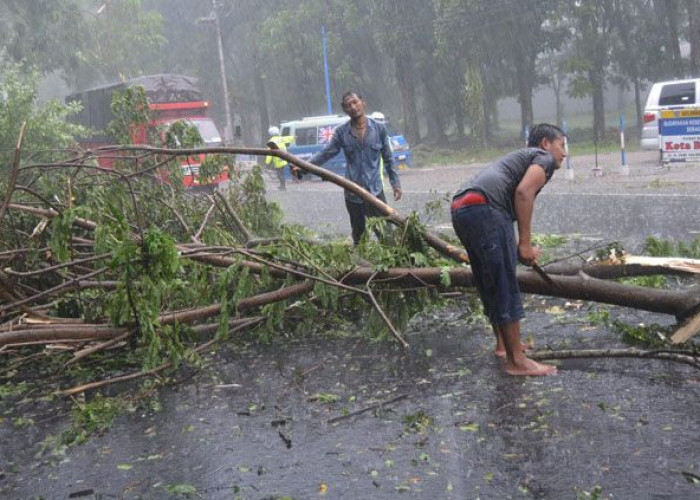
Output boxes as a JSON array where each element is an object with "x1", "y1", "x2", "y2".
[
  {"x1": 0, "y1": 325, "x2": 126, "y2": 348},
  {"x1": 235, "y1": 248, "x2": 365, "y2": 294},
  {"x1": 193, "y1": 200, "x2": 217, "y2": 242},
  {"x1": 0, "y1": 266, "x2": 110, "y2": 318},
  {"x1": 14, "y1": 185, "x2": 64, "y2": 217},
  {"x1": 8, "y1": 203, "x2": 97, "y2": 230},
  {"x1": 529, "y1": 348, "x2": 700, "y2": 370},
  {"x1": 157, "y1": 197, "x2": 192, "y2": 236},
  {"x1": 235, "y1": 248, "x2": 406, "y2": 347},
  {"x1": 3, "y1": 253, "x2": 109, "y2": 278},
  {"x1": 124, "y1": 153, "x2": 178, "y2": 180},
  {"x1": 365, "y1": 272, "x2": 409, "y2": 348},
  {"x1": 237, "y1": 280, "x2": 315, "y2": 312},
  {"x1": 327, "y1": 394, "x2": 409, "y2": 424},
  {"x1": 64, "y1": 330, "x2": 135, "y2": 367},
  {"x1": 212, "y1": 190, "x2": 251, "y2": 243},
  {"x1": 56, "y1": 317, "x2": 264, "y2": 396}
]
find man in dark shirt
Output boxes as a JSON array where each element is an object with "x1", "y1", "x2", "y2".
[
  {"x1": 310, "y1": 91, "x2": 402, "y2": 244},
  {"x1": 451, "y1": 124, "x2": 566, "y2": 376}
]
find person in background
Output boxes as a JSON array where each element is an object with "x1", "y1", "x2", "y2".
[
  {"x1": 450, "y1": 123, "x2": 566, "y2": 376},
  {"x1": 310, "y1": 92, "x2": 402, "y2": 244},
  {"x1": 265, "y1": 126, "x2": 289, "y2": 190}
]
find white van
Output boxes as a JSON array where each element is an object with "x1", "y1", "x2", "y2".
[
  {"x1": 641, "y1": 78, "x2": 700, "y2": 149},
  {"x1": 279, "y1": 113, "x2": 413, "y2": 179},
  {"x1": 280, "y1": 115, "x2": 349, "y2": 178}
]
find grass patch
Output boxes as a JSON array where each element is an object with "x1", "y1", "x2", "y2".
[
  {"x1": 617, "y1": 275, "x2": 667, "y2": 289},
  {"x1": 645, "y1": 235, "x2": 700, "y2": 258},
  {"x1": 533, "y1": 234, "x2": 567, "y2": 249}
]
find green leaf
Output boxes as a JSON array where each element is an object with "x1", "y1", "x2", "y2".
[
  {"x1": 459, "y1": 422, "x2": 479, "y2": 432},
  {"x1": 439, "y1": 266, "x2": 452, "y2": 287},
  {"x1": 166, "y1": 483, "x2": 198, "y2": 496}
]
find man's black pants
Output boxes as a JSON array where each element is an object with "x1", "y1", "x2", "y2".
[{"x1": 345, "y1": 191, "x2": 387, "y2": 245}]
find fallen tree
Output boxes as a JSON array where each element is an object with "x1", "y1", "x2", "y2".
[{"x1": 2, "y1": 138, "x2": 700, "y2": 395}]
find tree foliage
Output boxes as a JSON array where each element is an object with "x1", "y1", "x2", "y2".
[
  {"x1": 74, "y1": 0, "x2": 166, "y2": 87},
  {"x1": 3, "y1": 0, "x2": 700, "y2": 147},
  {"x1": 0, "y1": 62, "x2": 86, "y2": 162},
  {"x1": 0, "y1": 0, "x2": 86, "y2": 74}
]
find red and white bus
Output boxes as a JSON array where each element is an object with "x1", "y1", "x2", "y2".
[{"x1": 67, "y1": 74, "x2": 229, "y2": 189}]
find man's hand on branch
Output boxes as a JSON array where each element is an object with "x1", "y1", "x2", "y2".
[{"x1": 518, "y1": 243, "x2": 542, "y2": 266}]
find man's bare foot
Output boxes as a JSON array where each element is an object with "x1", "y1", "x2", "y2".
[
  {"x1": 504, "y1": 358, "x2": 557, "y2": 376},
  {"x1": 494, "y1": 341, "x2": 534, "y2": 358}
]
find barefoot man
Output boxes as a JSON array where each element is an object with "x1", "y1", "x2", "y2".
[{"x1": 451, "y1": 124, "x2": 566, "y2": 376}]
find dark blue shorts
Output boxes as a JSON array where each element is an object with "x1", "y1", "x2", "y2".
[{"x1": 451, "y1": 204, "x2": 525, "y2": 325}]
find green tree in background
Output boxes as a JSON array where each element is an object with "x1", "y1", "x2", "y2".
[
  {"x1": 71, "y1": 0, "x2": 167, "y2": 87},
  {"x1": 563, "y1": 0, "x2": 616, "y2": 142},
  {"x1": 0, "y1": 62, "x2": 86, "y2": 161},
  {"x1": 0, "y1": 0, "x2": 86, "y2": 75},
  {"x1": 3, "y1": 0, "x2": 700, "y2": 150}
]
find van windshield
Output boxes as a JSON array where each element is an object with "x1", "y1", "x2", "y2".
[
  {"x1": 295, "y1": 127, "x2": 318, "y2": 146},
  {"x1": 659, "y1": 82, "x2": 696, "y2": 106}
]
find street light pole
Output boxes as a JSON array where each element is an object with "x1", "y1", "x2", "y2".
[
  {"x1": 322, "y1": 26, "x2": 332, "y2": 115},
  {"x1": 212, "y1": 0, "x2": 234, "y2": 144}
]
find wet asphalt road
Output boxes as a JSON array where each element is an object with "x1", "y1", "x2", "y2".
[
  {"x1": 2, "y1": 150, "x2": 700, "y2": 499},
  {"x1": 3, "y1": 299, "x2": 699, "y2": 499},
  {"x1": 268, "y1": 149, "x2": 700, "y2": 250}
]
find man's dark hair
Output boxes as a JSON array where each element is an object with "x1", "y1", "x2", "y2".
[
  {"x1": 527, "y1": 123, "x2": 565, "y2": 148},
  {"x1": 341, "y1": 91, "x2": 362, "y2": 108}
]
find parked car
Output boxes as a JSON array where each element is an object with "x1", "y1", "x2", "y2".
[{"x1": 641, "y1": 78, "x2": 700, "y2": 150}]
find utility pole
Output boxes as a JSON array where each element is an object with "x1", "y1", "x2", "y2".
[
  {"x1": 322, "y1": 26, "x2": 332, "y2": 115},
  {"x1": 211, "y1": 0, "x2": 234, "y2": 143}
]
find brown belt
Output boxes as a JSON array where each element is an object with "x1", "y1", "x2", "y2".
[{"x1": 451, "y1": 191, "x2": 488, "y2": 211}]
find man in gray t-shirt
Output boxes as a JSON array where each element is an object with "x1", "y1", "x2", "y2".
[
  {"x1": 451, "y1": 124, "x2": 566, "y2": 376},
  {"x1": 455, "y1": 148, "x2": 558, "y2": 220}
]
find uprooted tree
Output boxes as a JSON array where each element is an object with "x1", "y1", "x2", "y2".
[{"x1": 2, "y1": 121, "x2": 700, "y2": 395}]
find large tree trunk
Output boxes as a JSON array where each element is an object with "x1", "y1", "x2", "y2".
[
  {"x1": 515, "y1": 59, "x2": 535, "y2": 132},
  {"x1": 421, "y1": 67, "x2": 449, "y2": 145},
  {"x1": 591, "y1": 67, "x2": 606, "y2": 142},
  {"x1": 553, "y1": 71, "x2": 564, "y2": 127},
  {"x1": 483, "y1": 75, "x2": 498, "y2": 144},
  {"x1": 613, "y1": 3, "x2": 643, "y2": 131},
  {"x1": 454, "y1": 82, "x2": 466, "y2": 140},
  {"x1": 395, "y1": 51, "x2": 420, "y2": 144},
  {"x1": 634, "y1": 78, "x2": 643, "y2": 131}
]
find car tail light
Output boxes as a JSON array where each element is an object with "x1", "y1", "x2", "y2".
[{"x1": 643, "y1": 112, "x2": 656, "y2": 123}]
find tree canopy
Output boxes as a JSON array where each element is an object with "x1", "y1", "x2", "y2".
[{"x1": 1, "y1": 0, "x2": 698, "y2": 146}]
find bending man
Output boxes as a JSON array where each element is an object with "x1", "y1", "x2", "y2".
[{"x1": 451, "y1": 123, "x2": 566, "y2": 376}]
